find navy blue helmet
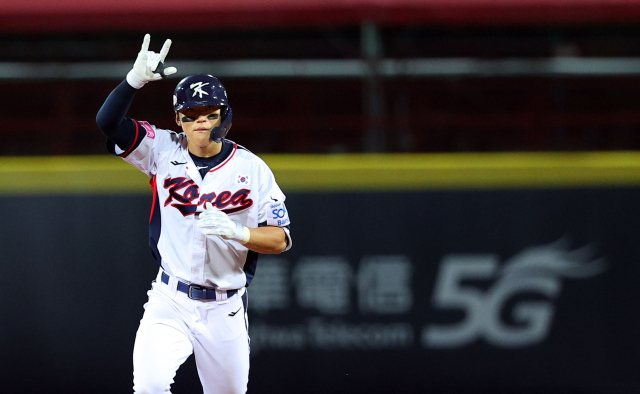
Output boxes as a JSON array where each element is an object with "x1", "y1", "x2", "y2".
[{"x1": 173, "y1": 74, "x2": 232, "y2": 142}]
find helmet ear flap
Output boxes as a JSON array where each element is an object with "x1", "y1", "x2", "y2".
[{"x1": 209, "y1": 106, "x2": 233, "y2": 142}]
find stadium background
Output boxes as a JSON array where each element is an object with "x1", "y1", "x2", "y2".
[{"x1": 1, "y1": 1, "x2": 640, "y2": 393}]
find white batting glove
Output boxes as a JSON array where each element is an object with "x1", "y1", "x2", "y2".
[
  {"x1": 198, "y1": 202, "x2": 251, "y2": 243},
  {"x1": 126, "y1": 34, "x2": 177, "y2": 89}
]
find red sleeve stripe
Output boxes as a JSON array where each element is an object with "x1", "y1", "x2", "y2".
[
  {"x1": 149, "y1": 175, "x2": 157, "y2": 223},
  {"x1": 122, "y1": 119, "x2": 140, "y2": 158}
]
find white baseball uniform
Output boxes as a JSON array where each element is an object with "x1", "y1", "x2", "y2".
[{"x1": 110, "y1": 119, "x2": 292, "y2": 394}]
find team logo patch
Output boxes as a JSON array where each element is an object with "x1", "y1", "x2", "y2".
[
  {"x1": 191, "y1": 82, "x2": 210, "y2": 98},
  {"x1": 139, "y1": 121, "x2": 155, "y2": 139},
  {"x1": 236, "y1": 174, "x2": 250, "y2": 185}
]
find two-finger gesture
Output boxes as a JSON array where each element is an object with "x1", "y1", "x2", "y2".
[{"x1": 126, "y1": 34, "x2": 177, "y2": 89}]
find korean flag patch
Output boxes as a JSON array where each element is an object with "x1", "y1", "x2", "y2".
[{"x1": 236, "y1": 174, "x2": 250, "y2": 185}]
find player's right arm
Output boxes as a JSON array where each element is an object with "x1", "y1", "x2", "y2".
[
  {"x1": 95, "y1": 34, "x2": 176, "y2": 150},
  {"x1": 95, "y1": 80, "x2": 139, "y2": 149}
]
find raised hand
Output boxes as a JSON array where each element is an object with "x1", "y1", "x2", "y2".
[{"x1": 126, "y1": 34, "x2": 178, "y2": 89}]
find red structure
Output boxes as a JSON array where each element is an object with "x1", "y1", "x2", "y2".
[
  {"x1": 1, "y1": 0, "x2": 640, "y2": 154},
  {"x1": 2, "y1": 0, "x2": 640, "y2": 32}
]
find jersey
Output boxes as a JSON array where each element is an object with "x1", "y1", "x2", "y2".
[{"x1": 108, "y1": 119, "x2": 292, "y2": 290}]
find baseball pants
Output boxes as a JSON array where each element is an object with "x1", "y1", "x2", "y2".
[{"x1": 133, "y1": 271, "x2": 249, "y2": 394}]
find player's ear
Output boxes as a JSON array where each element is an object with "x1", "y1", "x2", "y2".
[{"x1": 175, "y1": 111, "x2": 181, "y2": 126}]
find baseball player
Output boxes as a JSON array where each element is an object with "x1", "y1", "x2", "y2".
[{"x1": 95, "y1": 34, "x2": 292, "y2": 394}]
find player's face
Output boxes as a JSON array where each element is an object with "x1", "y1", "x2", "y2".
[{"x1": 177, "y1": 105, "x2": 223, "y2": 147}]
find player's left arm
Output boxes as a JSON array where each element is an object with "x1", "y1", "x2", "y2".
[
  {"x1": 243, "y1": 226, "x2": 288, "y2": 254},
  {"x1": 198, "y1": 203, "x2": 289, "y2": 254}
]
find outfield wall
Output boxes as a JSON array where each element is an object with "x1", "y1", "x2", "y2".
[{"x1": 1, "y1": 153, "x2": 638, "y2": 393}]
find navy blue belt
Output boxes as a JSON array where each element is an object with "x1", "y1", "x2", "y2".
[{"x1": 161, "y1": 271, "x2": 238, "y2": 301}]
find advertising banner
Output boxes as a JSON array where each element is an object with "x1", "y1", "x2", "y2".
[
  {"x1": 1, "y1": 187, "x2": 639, "y2": 393},
  {"x1": 247, "y1": 189, "x2": 640, "y2": 394}
]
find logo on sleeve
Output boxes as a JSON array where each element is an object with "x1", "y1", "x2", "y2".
[
  {"x1": 138, "y1": 121, "x2": 155, "y2": 139},
  {"x1": 236, "y1": 174, "x2": 250, "y2": 185},
  {"x1": 272, "y1": 207, "x2": 287, "y2": 219},
  {"x1": 269, "y1": 202, "x2": 290, "y2": 226},
  {"x1": 163, "y1": 176, "x2": 253, "y2": 216}
]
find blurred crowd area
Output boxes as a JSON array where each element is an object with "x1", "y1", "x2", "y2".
[{"x1": 3, "y1": 26, "x2": 640, "y2": 155}]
